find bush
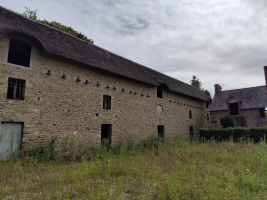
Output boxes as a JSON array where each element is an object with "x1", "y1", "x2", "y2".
[
  {"x1": 199, "y1": 126, "x2": 267, "y2": 143},
  {"x1": 28, "y1": 138, "x2": 57, "y2": 162},
  {"x1": 220, "y1": 115, "x2": 235, "y2": 128}
]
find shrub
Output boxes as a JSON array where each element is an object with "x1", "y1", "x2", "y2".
[
  {"x1": 28, "y1": 138, "x2": 57, "y2": 162},
  {"x1": 199, "y1": 126, "x2": 267, "y2": 142},
  {"x1": 220, "y1": 115, "x2": 235, "y2": 128}
]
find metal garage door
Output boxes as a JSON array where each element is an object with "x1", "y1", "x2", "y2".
[{"x1": 0, "y1": 123, "x2": 22, "y2": 160}]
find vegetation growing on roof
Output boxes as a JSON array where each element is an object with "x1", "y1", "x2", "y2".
[{"x1": 22, "y1": 7, "x2": 94, "y2": 44}]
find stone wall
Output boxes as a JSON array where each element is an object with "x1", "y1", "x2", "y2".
[
  {"x1": 0, "y1": 37, "x2": 208, "y2": 151},
  {"x1": 210, "y1": 109, "x2": 267, "y2": 127}
]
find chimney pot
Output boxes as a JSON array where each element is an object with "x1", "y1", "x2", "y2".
[{"x1": 214, "y1": 84, "x2": 222, "y2": 96}]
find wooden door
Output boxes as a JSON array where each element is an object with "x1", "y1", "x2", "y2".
[{"x1": 0, "y1": 123, "x2": 22, "y2": 160}]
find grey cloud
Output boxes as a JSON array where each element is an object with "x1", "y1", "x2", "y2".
[{"x1": 1, "y1": 0, "x2": 267, "y2": 96}]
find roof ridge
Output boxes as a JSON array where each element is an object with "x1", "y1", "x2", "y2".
[
  {"x1": 221, "y1": 85, "x2": 265, "y2": 92},
  {"x1": 0, "y1": 6, "x2": 180, "y2": 85},
  {"x1": 1, "y1": 6, "x2": 209, "y2": 101},
  {"x1": 0, "y1": 6, "x2": 96, "y2": 46}
]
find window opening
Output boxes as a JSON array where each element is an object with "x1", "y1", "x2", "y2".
[
  {"x1": 103, "y1": 95, "x2": 111, "y2": 110},
  {"x1": 158, "y1": 125, "x2": 164, "y2": 138},
  {"x1": 206, "y1": 102, "x2": 209, "y2": 109},
  {"x1": 207, "y1": 114, "x2": 210, "y2": 121},
  {"x1": 260, "y1": 108, "x2": 265, "y2": 118},
  {"x1": 7, "y1": 78, "x2": 26, "y2": 100},
  {"x1": 229, "y1": 103, "x2": 239, "y2": 115},
  {"x1": 7, "y1": 39, "x2": 31, "y2": 67},
  {"x1": 189, "y1": 110, "x2": 192, "y2": 119},
  {"x1": 157, "y1": 87, "x2": 163, "y2": 98},
  {"x1": 101, "y1": 124, "x2": 112, "y2": 145}
]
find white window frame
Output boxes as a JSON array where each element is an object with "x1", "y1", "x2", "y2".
[{"x1": 3, "y1": 38, "x2": 34, "y2": 70}]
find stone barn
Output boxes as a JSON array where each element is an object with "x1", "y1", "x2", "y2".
[{"x1": 0, "y1": 6, "x2": 209, "y2": 159}]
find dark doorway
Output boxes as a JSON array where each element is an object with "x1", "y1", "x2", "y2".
[
  {"x1": 101, "y1": 124, "x2": 112, "y2": 145},
  {"x1": 158, "y1": 125, "x2": 164, "y2": 138},
  {"x1": 189, "y1": 126, "x2": 194, "y2": 138}
]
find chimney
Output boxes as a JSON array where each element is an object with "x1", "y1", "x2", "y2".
[
  {"x1": 264, "y1": 66, "x2": 267, "y2": 87},
  {"x1": 214, "y1": 84, "x2": 222, "y2": 96}
]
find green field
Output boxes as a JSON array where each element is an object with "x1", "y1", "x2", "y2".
[{"x1": 1, "y1": 139, "x2": 267, "y2": 199}]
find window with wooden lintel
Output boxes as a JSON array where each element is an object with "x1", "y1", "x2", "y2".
[
  {"x1": 7, "y1": 78, "x2": 26, "y2": 100},
  {"x1": 229, "y1": 103, "x2": 239, "y2": 115},
  {"x1": 7, "y1": 39, "x2": 32, "y2": 67},
  {"x1": 103, "y1": 95, "x2": 111, "y2": 110}
]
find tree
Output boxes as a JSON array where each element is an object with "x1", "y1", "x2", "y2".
[
  {"x1": 190, "y1": 75, "x2": 202, "y2": 90},
  {"x1": 204, "y1": 89, "x2": 212, "y2": 99},
  {"x1": 220, "y1": 115, "x2": 235, "y2": 128},
  {"x1": 190, "y1": 75, "x2": 212, "y2": 99},
  {"x1": 23, "y1": 7, "x2": 94, "y2": 44},
  {"x1": 22, "y1": 7, "x2": 37, "y2": 20}
]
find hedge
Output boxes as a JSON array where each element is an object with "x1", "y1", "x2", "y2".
[{"x1": 199, "y1": 126, "x2": 267, "y2": 143}]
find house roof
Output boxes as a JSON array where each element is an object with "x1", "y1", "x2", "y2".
[
  {"x1": 210, "y1": 85, "x2": 267, "y2": 111},
  {"x1": 0, "y1": 6, "x2": 209, "y2": 101}
]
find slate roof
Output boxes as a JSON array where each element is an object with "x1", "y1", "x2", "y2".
[
  {"x1": 0, "y1": 6, "x2": 209, "y2": 101},
  {"x1": 210, "y1": 86, "x2": 267, "y2": 111}
]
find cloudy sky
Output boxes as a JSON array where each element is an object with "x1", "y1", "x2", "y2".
[{"x1": 2, "y1": 0, "x2": 267, "y2": 96}]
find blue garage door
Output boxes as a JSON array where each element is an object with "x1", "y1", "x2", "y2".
[{"x1": 0, "y1": 123, "x2": 22, "y2": 160}]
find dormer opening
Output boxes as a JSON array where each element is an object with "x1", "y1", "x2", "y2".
[
  {"x1": 229, "y1": 103, "x2": 239, "y2": 115},
  {"x1": 7, "y1": 39, "x2": 32, "y2": 67}
]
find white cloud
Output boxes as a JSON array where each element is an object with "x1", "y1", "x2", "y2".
[{"x1": 1, "y1": 0, "x2": 267, "y2": 96}]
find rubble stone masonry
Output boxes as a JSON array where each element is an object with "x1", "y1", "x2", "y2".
[
  {"x1": 210, "y1": 109, "x2": 267, "y2": 127},
  {"x1": 0, "y1": 38, "x2": 208, "y2": 151}
]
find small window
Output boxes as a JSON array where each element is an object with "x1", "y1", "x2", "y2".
[
  {"x1": 7, "y1": 78, "x2": 26, "y2": 100},
  {"x1": 157, "y1": 87, "x2": 163, "y2": 98},
  {"x1": 189, "y1": 126, "x2": 194, "y2": 138},
  {"x1": 158, "y1": 125, "x2": 164, "y2": 138},
  {"x1": 229, "y1": 103, "x2": 239, "y2": 115},
  {"x1": 260, "y1": 108, "x2": 265, "y2": 118},
  {"x1": 7, "y1": 39, "x2": 32, "y2": 67},
  {"x1": 103, "y1": 95, "x2": 111, "y2": 110},
  {"x1": 189, "y1": 110, "x2": 192, "y2": 119},
  {"x1": 206, "y1": 102, "x2": 209, "y2": 109},
  {"x1": 207, "y1": 114, "x2": 210, "y2": 121},
  {"x1": 101, "y1": 124, "x2": 112, "y2": 145}
]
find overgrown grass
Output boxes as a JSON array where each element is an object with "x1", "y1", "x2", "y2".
[{"x1": 1, "y1": 138, "x2": 267, "y2": 199}]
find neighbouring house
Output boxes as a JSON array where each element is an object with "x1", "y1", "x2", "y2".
[
  {"x1": 209, "y1": 67, "x2": 267, "y2": 127},
  {"x1": 0, "y1": 6, "x2": 209, "y2": 159}
]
